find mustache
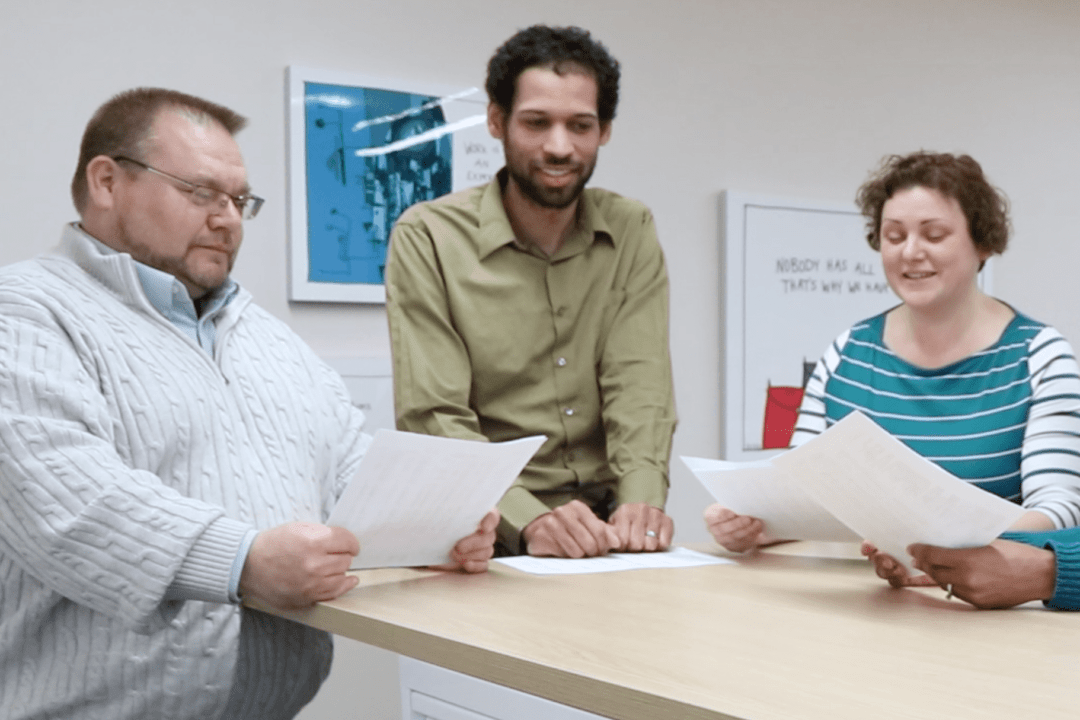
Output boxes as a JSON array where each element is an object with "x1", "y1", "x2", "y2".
[
  {"x1": 539, "y1": 161, "x2": 582, "y2": 173},
  {"x1": 194, "y1": 242, "x2": 237, "y2": 255}
]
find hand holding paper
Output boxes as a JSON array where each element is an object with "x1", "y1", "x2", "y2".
[
  {"x1": 240, "y1": 522, "x2": 361, "y2": 611},
  {"x1": 429, "y1": 508, "x2": 501, "y2": 573},
  {"x1": 861, "y1": 541, "x2": 938, "y2": 588},
  {"x1": 686, "y1": 412, "x2": 1028, "y2": 572},
  {"x1": 908, "y1": 539, "x2": 1058, "y2": 608},
  {"x1": 327, "y1": 430, "x2": 544, "y2": 569},
  {"x1": 775, "y1": 411, "x2": 1027, "y2": 571},
  {"x1": 703, "y1": 504, "x2": 767, "y2": 553},
  {"x1": 683, "y1": 456, "x2": 860, "y2": 544}
]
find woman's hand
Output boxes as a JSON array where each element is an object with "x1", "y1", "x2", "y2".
[
  {"x1": 861, "y1": 541, "x2": 937, "y2": 588},
  {"x1": 909, "y1": 540, "x2": 1057, "y2": 609},
  {"x1": 704, "y1": 504, "x2": 767, "y2": 552}
]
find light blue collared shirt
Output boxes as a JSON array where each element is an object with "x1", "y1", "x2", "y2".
[
  {"x1": 74, "y1": 224, "x2": 239, "y2": 355},
  {"x1": 74, "y1": 224, "x2": 254, "y2": 601},
  {"x1": 134, "y1": 260, "x2": 239, "y2": 356}
]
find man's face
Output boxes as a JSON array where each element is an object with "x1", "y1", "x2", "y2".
[
  {"x1": 112, "y1": 110, "x2": 248, "y2": 299},
  {"x1": 488, "y1": 66, "x2": 611, "y2": 210}
]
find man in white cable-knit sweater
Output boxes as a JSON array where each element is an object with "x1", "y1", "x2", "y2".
[{"x1": 0, "y1": 88, "x2": 498, "y2": 720}]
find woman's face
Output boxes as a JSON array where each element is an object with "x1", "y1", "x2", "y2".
[{"x1": 879, "y1": 186, "x2": 988, "y2": 313}]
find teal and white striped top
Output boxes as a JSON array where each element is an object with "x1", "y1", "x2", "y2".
[{"x1": 791, "y1": 310, "x2": 1080, "y2": 529}]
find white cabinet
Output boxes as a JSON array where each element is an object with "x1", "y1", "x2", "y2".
[{"x1": 400, "y1": 658, "x2": 610, "y2": 720}]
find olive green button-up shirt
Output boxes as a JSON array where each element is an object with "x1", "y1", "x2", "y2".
[{"x1": 386, "y1": 172, "x2": 676, "y2": 553}]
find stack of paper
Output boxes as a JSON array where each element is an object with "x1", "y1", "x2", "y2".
[
  {"x1": 328, "y1": 430, "x2": 545, "y2": 569},
  {"x1": 682, "y1": 456, "x2": 860, "y2": 543},
  {"x1": 495, "y1": 547, "x2": 734, "y2": 575},
  {"x1": 684, "y1": 411, "x2": 1026, "y2": 566}
]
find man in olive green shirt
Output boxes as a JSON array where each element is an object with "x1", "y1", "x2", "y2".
[{"x1": 386, "y1": 25, "x2": 676, "y2": 556}]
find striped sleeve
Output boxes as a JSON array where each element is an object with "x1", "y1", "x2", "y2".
[
  {"x1": 790, "y1": 328, "x2": 851, "y2": 448},
  {"x1": 1020, "y1": 327, "x2": 1080, "y2": 528},
  {"x1": 1003, "y1": 527, "x2": 1080, "y2": 610}
]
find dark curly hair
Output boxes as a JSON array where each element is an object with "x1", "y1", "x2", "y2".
[
  {"x1": 855, "y1": 151, "x2": 1010, "y2": 257},
  {"x1": 486, "y1": 25, "x2": 620, "y2": 123}
]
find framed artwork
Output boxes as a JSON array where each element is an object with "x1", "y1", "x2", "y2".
[
  {"x1": 287, "y1": 66, "x2": 502, "y2": 302},
  {"x1": 719, "y1": 191, "x2": 992, "y2": 461}
]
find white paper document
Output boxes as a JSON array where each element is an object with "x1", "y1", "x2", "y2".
[
  {"x1": 685, "y1": 411, "x2": 1027, "y2": 568},
  {"x1": 682, "y1": 456, "x2": 861, "y2": 542},
  {"x1": 327, "y1": 430, "x2": 545, "y2": 569},
  {"x1": 772, "y1": 411, "x2": 1027, "y2": 567},
  {"x1": 494, "y1": 546, "x2": 734, "y2": 575}
]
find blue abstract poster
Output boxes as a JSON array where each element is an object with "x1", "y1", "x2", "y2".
[
  {"x1": 304, "y1": 82, "x2": 452, "y2": 285},
  {"x1": 288, "y1": 67, "x2": 502, "y2": 303}
]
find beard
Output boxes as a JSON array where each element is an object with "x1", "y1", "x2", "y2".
[
  {"x1": 114, "y1": 215, "x2": 237, "y2": 299},
  {"x1": 505, "y1": 157, "x2": 596, "y2": 210}
]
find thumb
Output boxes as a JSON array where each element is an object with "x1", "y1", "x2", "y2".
[
  {"x1": 326, "y1": 526, "x2": 361, "y2": 556},
  {"x1": 479, "y1": 508, "x2": 500, "y2": 534}
]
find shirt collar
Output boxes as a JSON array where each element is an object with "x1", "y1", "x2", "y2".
[
  {"x1": 134, "y1": 261, "x2": 239, "y2": 324},
  {"x1": 72, "y1": 223, "x2": 239, "y2": 319},
  {"x1": 476, "y1": 168, "x2": 614, "y2": 261}
]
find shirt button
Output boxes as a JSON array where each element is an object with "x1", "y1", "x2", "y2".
[
  {"x1": 564, "y1": 407, "x2": 575, "y2": 416},
  {"x1": 556, "y1": 306, "x2": 567, "y2": 317},
  {"x1": 556, "y1": 357, "x2": 567, "y2": 367}
]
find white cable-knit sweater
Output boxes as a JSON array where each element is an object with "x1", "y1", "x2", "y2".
[{"x1": 0, "y1": 225, "x2": 369, "y2": 719}]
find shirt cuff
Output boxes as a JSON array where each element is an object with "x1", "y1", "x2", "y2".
[
  {"x1": 497, "y1": 485, "x2": 555, "y2": 555},
  {"x1": 166, "y1": 516, "x2": 255, "y2": 604},
  {"x1": 229, "y1": 528, "x2": 260, "y2": 603},
  {"x1": 1043, "y1": 536, "x2": 1080, "y2": 610},
  {"x1": 615, "y1": 467, "x2": 669, "y2": 509},
  {"x1": 1001, "y1": 530, "x2": 1080, "y2": 611}
]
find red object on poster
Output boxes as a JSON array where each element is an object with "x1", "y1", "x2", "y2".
[{"x1": 762, "y1": 385, "x2": 804, "y2": 449}]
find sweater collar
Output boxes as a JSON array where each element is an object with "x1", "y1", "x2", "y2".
[{"x1": 56, "y1": 222, "x2": 250, "y2": 319}]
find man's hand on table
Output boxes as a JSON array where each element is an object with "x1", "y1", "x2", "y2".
[
  {"x1": 239, "y1": 522, "x2": 360, "y2": 611},
  {"x1": 523, "y1": 500, "x2": 620, "y2": 558},
  {"x1": 609, "y1": 502, "x2": 673, "y2": 552}
]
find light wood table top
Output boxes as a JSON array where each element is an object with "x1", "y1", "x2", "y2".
[{"x1": 253, "y1": 543, "x2": 1079, "y2": 720}]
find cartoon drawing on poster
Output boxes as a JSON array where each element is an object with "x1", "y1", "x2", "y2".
[
  {"x1": 720, "y1": 192, "x2": 991, "y2": 461},
  {"x1": 287, "y1": 67, "x2": 502, "y2": 302}
]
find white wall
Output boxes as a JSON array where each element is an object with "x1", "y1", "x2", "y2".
[{"x1": 3, "y1": 0, "x2": 1079, "y2": 716}]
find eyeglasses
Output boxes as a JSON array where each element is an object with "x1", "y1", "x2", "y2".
[{"x1": 113, "y1": 156, "x2": 264, "y2": 220}]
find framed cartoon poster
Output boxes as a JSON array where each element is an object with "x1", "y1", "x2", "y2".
[{"x1": 287, "y1": 66, "x2": 502, "y2": 302}]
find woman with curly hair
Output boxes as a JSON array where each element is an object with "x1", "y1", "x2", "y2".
[{"x1": 706, "y1": 151, "x2": 1080, "y2": 608}]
